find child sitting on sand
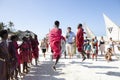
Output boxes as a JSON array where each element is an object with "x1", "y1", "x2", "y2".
[{"x1": 105, "y1": 48, "x2": 112, "y2": 62}]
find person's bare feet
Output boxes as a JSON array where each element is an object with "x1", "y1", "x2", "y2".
[
  {"x1": 52, "y1": 66, "x2": 56, "y2": 71},
  {"x1": 82, "y1": 57, "x2": 86, "y2": 62}
]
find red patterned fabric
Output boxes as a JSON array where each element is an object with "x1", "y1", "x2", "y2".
[
  {"x1": 27, "y1": 40, "x2": 32, "y2": 63},
  {"x1": 13, "y1": 41, "x2": 20, "y2": 66},
  {"x1": 32, "y1": 39, "x2": 39, "y2": 59},
  {"x1": 19, "y1": 42, "x2": 29, "y2": 63},
  {"x1": 76, "y1": 28, "x2": 84, "y2": 52},
  {"x1": 49, "y1": 27, "x2": 62, "y2": 59}
]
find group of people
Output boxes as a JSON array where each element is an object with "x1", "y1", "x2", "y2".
[
  {"x1": 48, "y1": 20, "x2": 119, "y2": 71},
  {"x1": 0, "y1": 30, "x2": 39, "y2": 80},
  {"x1": 48, "y1": 21, "x2": 87, "y2": 71},
  {"x1": 0, "y1": 20, "x2": 118, "y2": 80}
]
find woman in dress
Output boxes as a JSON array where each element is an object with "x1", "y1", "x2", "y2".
[{"x1": 99, "y1": 36, "x2": 105, "y2": 55}]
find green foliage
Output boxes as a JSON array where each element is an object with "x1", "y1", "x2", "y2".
[{"x1": 0, "y1": 22, "x2": 6, "y2": 30}]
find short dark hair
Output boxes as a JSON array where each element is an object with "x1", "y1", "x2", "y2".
[
  {"x1": 10, "y1": 35, "x2": 18, "y2": 41},
  {"x1": 77, "y1": 24, "x2": 82, "y2": 29},
  {"x1": 54, "y1": 20, "x2": 60, "y2": 27},
  {"x1": 67, "y1": 27, "x2": 71, "y2": 30},
  {"x1": 22, "y1": 36, "x2": 27, "y2": 41},
  {"x1": 0, "y1": 30, "x2": 8, "y2": 38}
]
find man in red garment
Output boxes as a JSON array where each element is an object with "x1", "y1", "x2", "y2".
[
  {"x1": 32, "y1": 35, "x2": 39, "y2": 65},
  {"x1": 49, "y1": 20, "x2": 62, "y2": 71},
  {"x1": 76, "y1": 24, "x2": 86, "y2": 61}
]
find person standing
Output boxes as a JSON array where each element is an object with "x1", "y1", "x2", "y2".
[
  {"x1": 27, "y1": 36, "x2": 33, "y2": 65},
  {"x1": 0, "y1": 30, "x2": 10, "y2": 80},
  {"x1": 108, "y1": 37, "x2": 115, "y2": 55},
  {"x1": 40, "y1": 38, "x2": 47, "y2": 59},
  {"x1": 85, "y1": 41, "x2": 91, "y2": 59},
  {"x1": 84, "y1": 36, "x2": 89, "y2": 51},
  {"x1": 11, "y1": 35, "x2": 22, "y2": 78},
  {"x1": 19, "y1": 37, "x2": 29, "y2": 73},
  {"x1": 32, "y1": 35, "x2": 39, "y2": 65},
  {"x1": 66, "y1": 27, "x2": 75, "y2": 58},
  {"x1": 99, "y1": 36, "x2": 105, "y2": 55},
  {"x1": 94, "y1": 36, "x2": 98, "y2": 55},
  {"x1": 91, "y1": 38, "x2": 98, "y2": 61},
  {"x1": 76, "y1": 24, "x2": 86, "y2": 61},
  {"x1": 49, "y1": 20, "x2": 62, "y2": 71},
  {"x1": 8, "y1": 35, "x2": 18, "y2": 79}
]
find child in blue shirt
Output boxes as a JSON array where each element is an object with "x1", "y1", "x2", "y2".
[{"x1": 85, "y1": 41, "x2": 91, "y2": 59}]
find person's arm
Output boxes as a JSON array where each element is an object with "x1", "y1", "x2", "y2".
[{"x1": 66, "y1": 33, "x2": 69, "y2": 39}]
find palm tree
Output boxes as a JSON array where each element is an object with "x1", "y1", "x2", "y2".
[
  {"x1": 8, "y1": 21, "x2": 14, "y2": 31},
  {"x1": 0, "y1": 22, "x2": 6, "y2": 30}
]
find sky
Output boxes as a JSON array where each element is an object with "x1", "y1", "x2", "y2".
[{"x1": 0, "y1": 0, "x2": 120, "y2": 40}]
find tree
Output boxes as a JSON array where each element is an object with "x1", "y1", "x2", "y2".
[
  {"x1": 7, "y1": 21, "x2": 15, "y2": 32},
  {"x1": 8, "y1": 21, "x2": 14, "y2": 28},
  {"x1": 0, "y1": 22, "x2": 6, "y2": 30}
]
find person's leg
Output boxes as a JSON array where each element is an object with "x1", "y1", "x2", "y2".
[
  {"x1": 35, "y1": 58, "x2": 38, "y2": 65},
  {"x1": 15, "y1": 68, "x2": 19, "y2": 79},
  {"x1": 43, "y1": 52, "x2": 45, "y2": 58},
  {"x1": 87, "y1": 53, "x2": 90, "y2": 59},
  {"x1": 101, "y1": 50, "x2": 103, "y2": 55},
  {"x1": 23, "y1": 62, "x2": 26, "y2": 73},
  {"x1": 53, "y1": 55, "x2": 60, "y2": 71},
  {"x1": 25, "y1": 62, "x2": 29, "y2": 73},
  {"x1": 95, "y1": 54, "x2": 97, "y2": 61},
  {"x1": 92, "y1": 54, "x2": 94, "y2": 60},
  {"x1": 70, "y1": 44, "x2": 73, "y2": 58},
  {"x1": 68, "y1": 44, "x2": 71, "y2": 58},
  {"x1": 65, "y1": 44, "x2": 68, "y2": 58},
  {"x1": 81, "y1": 50, "x2": 86, "y2": 61}
]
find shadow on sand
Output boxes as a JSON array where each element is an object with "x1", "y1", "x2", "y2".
[
  {"x1": 81, "y1": 64, "x2": 119, "y2": 69},
  {"x1": 23, "y1": 61, "x2": 66, "y2": 80},
  {"x1": 96, "y1": 71, "x2": 120, "y2": 77},
  {"x1": 69, "y1": 61, "x2": 93, "y2": 65}
]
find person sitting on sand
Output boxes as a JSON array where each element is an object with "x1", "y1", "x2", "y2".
[{"x1": 105, "y1": 48, "x2": 112, "y2": 62}]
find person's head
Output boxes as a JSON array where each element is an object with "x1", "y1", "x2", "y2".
[
  {"x1": 10, "y1": 35, "x2": 18, "y2": 41},
  {"x1": 22, "y1": 36, "x2": 27, "y2": 41},
  {"x1": 107, "y1": 48, "x2": 112, "y2": 52},
  {"x1": 77, "y1": 24, "x2": 82, "y2": 29},
  {"x1": 92, "y1": 38, "x2": 94, "y2": 41},
  {"x1": 54, "y1": 20, "x2": 60, "y2": 27},
  {"x1": 43, "y1": 38, "x2": 46, "y2": 41},
  {"x1": 101, "y1": 36, "x2": 103, "y2": 39},
  {"x1": 29, "y1": 35, "x2": 33, "y2": 39},
  {"x1": 110, "y1": 37, "x2": 112, "y2": 40},
  {"x1": 34, "y1": 35, "x2": 38, "y2": 39},
  {"x1": 0, "y1": 30, "x2": 8, "y2": 40},
  {"x1": 67, "y1": 27, "x2": 71, "y2": 33},
  {"x1": 95, "y1": 36, "x2": 97, "y2": 39},
  {"x1": 87, "y1": 40, "x2": 90, "y2": 45}
]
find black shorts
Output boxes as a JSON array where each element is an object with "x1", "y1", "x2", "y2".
[{"x1": 42, "y1": 49, "x2": 46, "y2": 53}]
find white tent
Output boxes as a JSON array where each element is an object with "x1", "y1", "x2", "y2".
[
  {"x1": 103, "y1": 13, "x2": 120, "y2": 41},
  {"x1": 83, "y1": 23, "x2": 95, "y2": 39}
]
